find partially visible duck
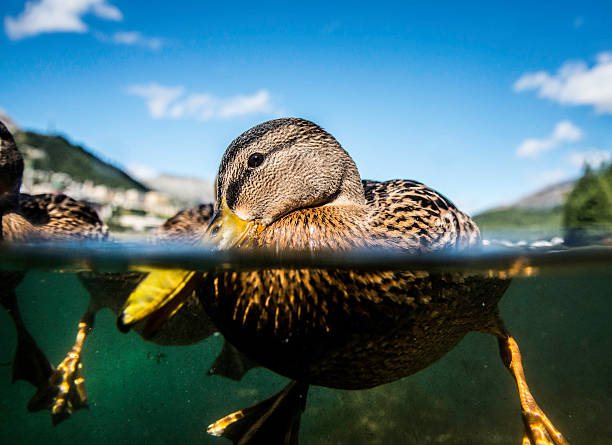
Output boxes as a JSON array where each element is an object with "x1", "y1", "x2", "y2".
[{"x1": 0, "y1": 120, "x2": 107, "y2": 424}]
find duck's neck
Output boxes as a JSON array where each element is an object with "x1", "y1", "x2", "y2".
[
  {"x1": 326, "y1": 160, "x2": 367, "y2": 207},
  {"x1": 256, "y1": 204, "x2": 372, "y2": 251}
]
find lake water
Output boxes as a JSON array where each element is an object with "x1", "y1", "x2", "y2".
[{"x1": 1, "y1": 242, "x2": 611, "y2": 444}]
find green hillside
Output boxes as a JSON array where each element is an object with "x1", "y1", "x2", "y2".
[
  {"x1": 474, "y1": 163, "x2": 612, "y2": 244},
  {"x1": 15, "y1": 131, "x2": 149, "y2": 192},
  {"x1": 473, "y1": 206, "x2": 563, "y2": 230},
  {"x1": 473, "y1": 206, "x2": 563, "y2": 241}
]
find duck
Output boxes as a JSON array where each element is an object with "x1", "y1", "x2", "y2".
[
  {"x1": 120, "y1": 118, "x2": 568, "y2": 445},
  {"x1": 0, "y1": 121, "x2": 253, "y2": 425},
  {"x1": 0, "y1": 120, "x2": 108, "y2": 422}
]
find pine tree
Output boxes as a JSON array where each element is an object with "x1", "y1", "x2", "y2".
[{"x1": 563, "y1": 164, "x2": 612, "y2": 246}]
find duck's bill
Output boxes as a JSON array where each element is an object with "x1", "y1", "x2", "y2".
[
  {"x1": 206, "y1": 200, "x2": 263, "y2": 249},
  {"x1": 117, "y1": 268, "x2": 202, "y2": 336}
]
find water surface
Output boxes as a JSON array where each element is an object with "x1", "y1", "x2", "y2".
[{"x1": 1, "y1": 243, "x2": 611, "y2": 444}]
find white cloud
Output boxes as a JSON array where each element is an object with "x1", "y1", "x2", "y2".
[
  {"x1": 516, "y1": 120, "x2": 582, "y2": 158},
  {"x1": 568, "y1": 149, "x2": 611, "y2": 169},
  {"x1": 91, "y1": 1, "x2": 121, "y2": 20},
  {"x1": 218, "y1": 91, "x2": 273, "y2": 118},
  {"x1": 597, "y1": 52, "x2": 612, "y2": 64},
  {"x1": 514, "y1": 51, "x2": 612, "y2": 114},
  {"x1": 111, "y1": 31, "x2": 162, "y2": 50},
  {"x1": 127, "y1": 83, "x2": 185, "y2": 118},
  {"x1": 127, "y1": 83, "x2": 275, "y2": 121},
  {"x1": 94, "y1": 30, "x2": 163, "y2": 50},
  {"x1": 5, "y1": 0, "x2": 122, "y2": 40}
]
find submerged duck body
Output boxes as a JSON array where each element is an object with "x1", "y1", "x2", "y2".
[{"x1": 200, "y1": 179, "x2": 507, "y2": 389}]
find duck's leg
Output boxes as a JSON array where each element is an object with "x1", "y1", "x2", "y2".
[
  {"x1": 489, "y1": 318, "x2": 569, "y2": 445},
  {"x1": 28, "y1": 309, "x2": 94, "y2": 425},
  {"x1": 0, "y1": 285, "x2": 53, "y2": 387},
  {"x1": 207, "y1": 340, "x2": 259, "y2": 381},
  {"x1": 208, "y1": 380, "x2": 309, "y2": 445}
]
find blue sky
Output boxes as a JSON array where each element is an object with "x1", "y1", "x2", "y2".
[{"x1": 1, "y1": 1, "x2": 611, "y2": 213}]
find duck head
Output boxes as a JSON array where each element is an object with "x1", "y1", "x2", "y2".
[
  {"x1": 0, "y1": 121, "x2": 23, "y2": 211},
  {"x1": 206, "y1": 118, "x2": 366, "y2": 248}
]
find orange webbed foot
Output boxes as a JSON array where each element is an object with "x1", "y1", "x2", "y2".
[
  {"x1": 28, "y1": 313, "x2": 93, "y2": 425},
  {"x1": 520, "y1": 403, "x2": 569, "y2": 445},
  {"x1": 208, "y1": 380, "x2": 309, "y2": 445},
  {"x1": 499, "y1": 336, "x2": 569, "y2": 445}
]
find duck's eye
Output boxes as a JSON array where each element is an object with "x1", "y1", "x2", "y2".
[{"x1": 247, "y1": 153, "x2": 265, "y2": 168}]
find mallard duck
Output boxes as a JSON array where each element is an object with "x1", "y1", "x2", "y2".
[
  {"x1": 121, "y1": 118, "x2": 568, "y2": 445},
  {"x1": 0, "y1": 120, "x2": 108, "y2": 422}
]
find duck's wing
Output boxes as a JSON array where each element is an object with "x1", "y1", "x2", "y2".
[
  {"x1": 119, "y1": 203, "x2": 213, "y2": 333},
  {"x1": 19, "y1": 193, "x2": 108, "y2": 240},
  {"x1": 152, "y1": 203, "x2": 214, "y2": 243},
  {"x1": 362, "y1": 179, "x2": 480, "y2": 252}
]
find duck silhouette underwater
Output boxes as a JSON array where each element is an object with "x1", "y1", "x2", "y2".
[
  {"x1": 120, "y1": 118, "x2": 569, "y2": 445},
  {"x1": 0, "y1": 121, "x2": 253, "y2": 425}
]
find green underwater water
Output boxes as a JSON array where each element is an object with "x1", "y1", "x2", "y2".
[{"x1": 1, "y1": 262, "x2": 611, "y2": 444}]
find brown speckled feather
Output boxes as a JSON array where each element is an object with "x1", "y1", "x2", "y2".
[
  {"x1": 20, "y1": 193, "x2": 108, "y2": 240},
  {"x1": 2, "y1": 193, "x2": 108, "y2": 242},
  {"x1": 153, "y1": 203, "x2": 214, "y2": 243},
  {"x1": 362, "y1": 179, "x2": 480, "y2": 252}
]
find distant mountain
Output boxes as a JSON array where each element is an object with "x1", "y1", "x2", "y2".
[
  {"x1": 15, "y1": 130, "x2": 148, "y2": 192},
  {"x1": 511, "y1": 179, "x2": 576, "y2": 210},
  {"x1": 473, "y1": 179, "x2": 576, "y2": 241},
  {"x1": 142, "y1": 174, "x2": 214, "y2": 205}
]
